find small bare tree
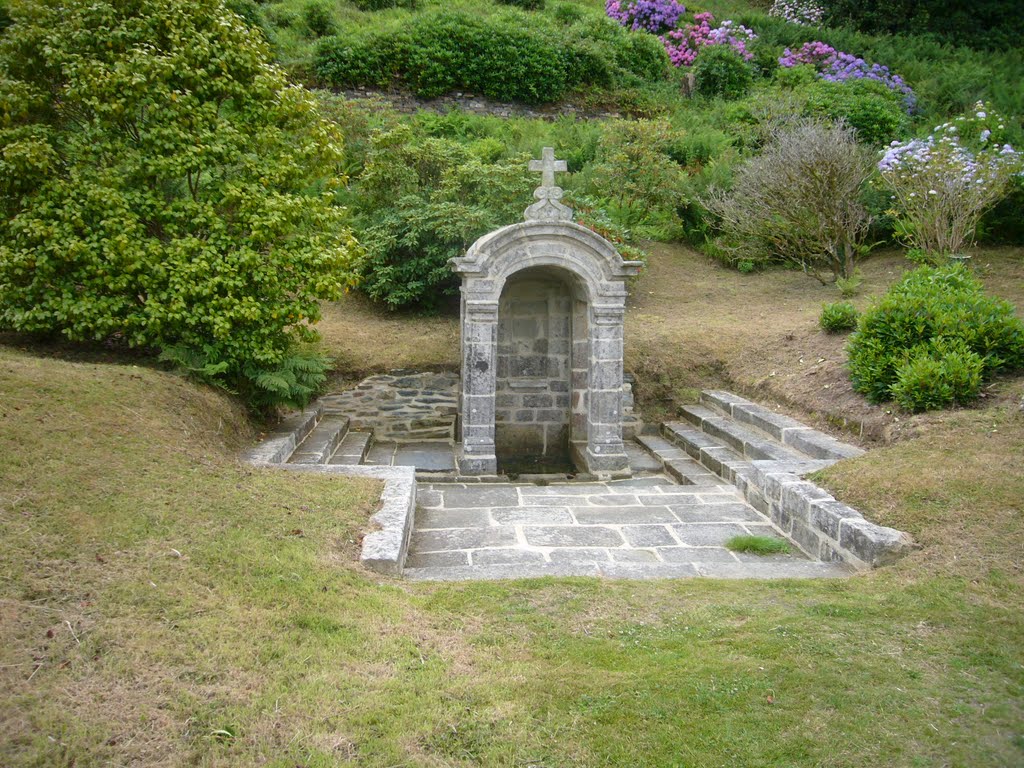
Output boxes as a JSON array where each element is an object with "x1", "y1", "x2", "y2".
[{"x1": 704, "y1": 118, "x2": 874, "y2": 283}]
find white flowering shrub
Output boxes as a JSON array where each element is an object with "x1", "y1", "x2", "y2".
[
  {"x1": 769, "y1": 0, "x2": 824, "y2": 26},
  {"x1": 878, "y1": 102, "x2": 1023, "y2": 258}
]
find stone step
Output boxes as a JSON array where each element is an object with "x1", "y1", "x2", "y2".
[
  {"x1": 634, "y1": 434, "x2": 721, "y2": 486},
  {"x1": 328, "y1": 430, "x2": 372, "y2": 466},
  {"x1": 288, "y1": 416, "x2": 349, "y2": 465},
  {"x1": 403, "y1": 560, "x2": 853, "y2": 582},
  {"x1": 660, "y1": 422, "x2": 753, "y2": 485},
  {"x1": 699, "y1": 390, "x2": 864, "y2": 462},
  {"x1": 679, "y1": 405, "x2": 807, "y2": 463}
]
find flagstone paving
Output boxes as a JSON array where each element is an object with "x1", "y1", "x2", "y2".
[{"x1": 404, "y1": 478, "x2": 853, "y2": 581}]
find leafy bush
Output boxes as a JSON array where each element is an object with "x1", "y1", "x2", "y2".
[
  {"x1": 662, "y1": 12, "x2": 758, "y2": 67},
  {"x1": 303, "y1": 1, "x2": 336, "y2": 38},
  {"x1": 820, "y1": 302, "x2": 859, "y2": 333},
  {"x1": 352, "y1": 127, "x2": 533, "y2": 310},
  {"x1": 889, "y1": 339, "x2": 984, "y2": 412},
  {"x1": 497, "y1": 0, "x2": 545, "y2": 9},
  {"x1": 704, "y1": 119, "x2": 873, "y2": 282},
  {"x1": 354, "y1": 0, "x2": 416, "y2": 10},
  {"x1": 0, "y1": 0, "x2": 359, "y2": 411},
  {"x1": 847, "y1": 264, "x2": 1024, "y2": 406},
  {"x1": 693, "y1": 45, "x2": 754, "y2": 99},
  {"x1": 314, "y1": 9, "x2": 667, "y2": 104},
  {"x1": 804, "y1": 78, "x2": 909, "y2": 145},
  {"x1": 586, "y1": 118, "x2": 686, "y2": 233}
]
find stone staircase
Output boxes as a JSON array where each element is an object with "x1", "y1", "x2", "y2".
[
  {"x1": 637, "y1": 391, "x2": 914, "y2": 568},
  {"x1": 279, "y1": 412, "x2": 374, "y2": 467},
  {"x1": 637, "y1": 390, "x2": 859, "y2": 486}
]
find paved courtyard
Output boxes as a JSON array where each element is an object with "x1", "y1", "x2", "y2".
[{"x1": 405, "y1": 478, "x2": 851, "y2": 580}]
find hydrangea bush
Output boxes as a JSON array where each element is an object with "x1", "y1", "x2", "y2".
[
  {"x1": 877, "y1": 102, "x2": 1023, "y2": 258},
  {"x1": 769, "y1": 0, "x2": 824, "y2": 26},
  {"x1": 662, "y1": 12, "x2": 757, "y2": 67},
  {"x1": 780, "y1": 42, "x2": 916, "y2": 112},
  {"x1": 605, "y1": 0, "x2": 685, "y2": 34}
]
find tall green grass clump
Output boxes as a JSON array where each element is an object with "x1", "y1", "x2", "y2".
[{"x1": 847, "y1": 264, "x2": 1024, "y2": 410}]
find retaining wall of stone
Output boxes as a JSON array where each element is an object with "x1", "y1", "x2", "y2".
[{"x1": 319, "y1": 371, "x2": 459, "y2": 442}]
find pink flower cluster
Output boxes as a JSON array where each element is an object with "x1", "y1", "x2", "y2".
[{"x1": 661, "y1": 12, "x2": 757, "y2": 67}]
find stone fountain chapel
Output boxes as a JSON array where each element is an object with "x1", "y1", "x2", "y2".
[{"x1": 451, "y1": 148, "x2": 643, "y2": 478}]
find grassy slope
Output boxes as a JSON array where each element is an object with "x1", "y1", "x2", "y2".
[{"x1": 2, "y1": 244, "x2": 1023, "y2": 765}]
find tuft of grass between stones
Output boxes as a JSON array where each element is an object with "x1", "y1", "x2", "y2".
[{"x1": 725, "y1": 534, "x2": 790, "y2": 555}]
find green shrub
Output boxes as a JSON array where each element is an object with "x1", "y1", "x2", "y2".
[
  {"x1": 587, "y1": 118, "x2": 686, "y2": 233},
  {"x1": 847, "y1": 264, "x2": 1024, "y2": 406},
  {"x1": 313, "y1": 9, "x2": 667, "y2": 104},
  {"x1": 804, "y1": 78, "x2": 908, "y2": 146},
  {"x1": 496, "y1": 0, "x2": 545, "y2": 9},
  {"x1": 354, "y1": 0, "x2": 416, "y2": 10},
  {"x1": 0, "y1": 0, "x2": 359, "y2": 411},
  {"x1": 889, "y1": 338, "x2": 985, "y2": 412},
  {"x1": 302, "y1": 1, "x2": 336, "y2": 38},
  {"x1": 693, "y1": 45, "x2": 754, "y2": 100},
  {"x1": 316, "y1": 31, "x2": 408, "y2": 89},
  {"x1": 353, "y1": 127, "x2": 532, "y2": 310},
  {"x1": 820, "y1": 302, "x2": 859, "y2": 333},
  {"x1": 552, "y1": 2, "x2": 585, "y2": 24}
]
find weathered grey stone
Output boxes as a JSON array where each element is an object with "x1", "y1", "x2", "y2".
[
  {"x1": 471, "y1": 549, "x2": 547, "y2": 566},
  {"x1": 789, "y1": 521, "x2": 824, "y2": 557},
  {"x1": 572, "y1": 505, "x2": 677, "y2": 525},
  {"x1": 659, "y1": 547, "x2": 738, "y2": 564},
  {"x1": 412, "y1": 526, "x2": 516, "y2": 552},
  {"x1": 441, "y1": 485, "x2": 520, "y2": 508},
  {"x1": 669, "y1": 503, "x2": 763, "y2": 523},
  {"x1": 781, "y1": 482, "x2": 834, "y2": 525},
  {"x1": 610, "y1": 548, "x2": 659, "y2": 563},
  {"x1": 491, "y1": 506, "x2": 575, "y2": 525},
  {"x1": 525, "y1": 526, "x2": 624, "y2": 547},
  {"x1": 621, "y1": 525, "x2": 677, "y2": 547},
  {"x1": 415, "y1": 507, "x2": 492, "y2": 529},
  {"x1": 783, "y1": 428, "x2": 865, "y2": 461},
  {"x1": 809, "y1": 499, "x2": 860, "y2": 540},
  {"x1": 838, "y1": 518, "x2": 917, "y2": 567},
  {"x1": 405, "y1": 550, "x2": 470, "y2": 568},
  {"x1": 670, "y1": 523, "x2": 748, "y2": 546},
  {"x1": 548, "y1": 547, "x2": 611, "y2": 564}
]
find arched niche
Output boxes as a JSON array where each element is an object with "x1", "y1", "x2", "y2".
[{"x1": 451, "y1": 219, "x2": 641, "y2": 478}]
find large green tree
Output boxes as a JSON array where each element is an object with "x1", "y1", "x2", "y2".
[{"x1": 0, "y1": 0, "x2": 359, "y2": 408}]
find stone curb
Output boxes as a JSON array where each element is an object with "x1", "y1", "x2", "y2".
[
  {"x1": 254, "y1": 462, "x2": 416, "y2": 576},
  {"x1": 242, "y1": 405, "x2": 417, "y2": 576}
]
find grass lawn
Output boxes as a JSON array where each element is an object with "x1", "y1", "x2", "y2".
[{"x1": 2, "y1": 244, "x2": 1023, "y2": 766}]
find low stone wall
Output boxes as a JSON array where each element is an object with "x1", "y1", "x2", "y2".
[
  {"x1": 319, "y1": 371, "x2": 459, "y2": 442},
  {"x1": 735, "y1": 466, "x2": 916, "y2": 569}
]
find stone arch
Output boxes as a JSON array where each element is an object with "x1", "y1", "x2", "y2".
[{"x1": 452, "y1": 219, "x2": 641, "y2": 478}]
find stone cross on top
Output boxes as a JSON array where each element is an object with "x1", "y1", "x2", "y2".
[{"x1": 524, "y1": 146, "x2": 573, "y2": 223}]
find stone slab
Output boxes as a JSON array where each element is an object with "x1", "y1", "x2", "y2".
[{"x1": 524, "y1": 526, "x2": 624, "y2": 548}]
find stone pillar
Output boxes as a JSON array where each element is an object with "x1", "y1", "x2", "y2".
[
  {"x1": 457, "y1": 297, "x2": 499, "y2": 475},
  {"x1": 583, "y1": 304, "x2": 630, "y2": 476}
]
